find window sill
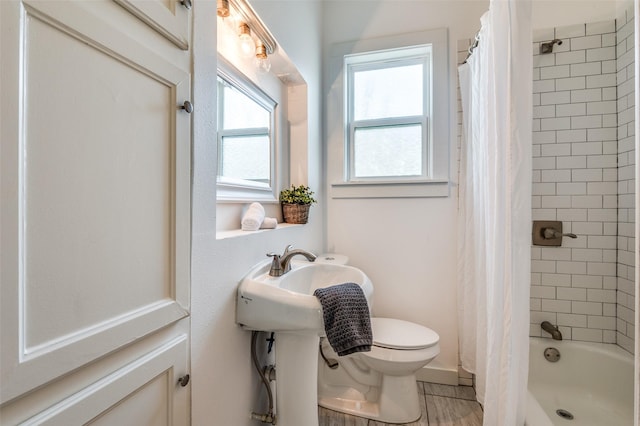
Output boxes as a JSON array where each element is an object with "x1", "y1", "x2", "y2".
[
  {"x1": 331, "y1": 180, "x2": 449, "y2": 199},
  {"x1": 216, "y1": 222, "x2": 302, "y2": 240}
]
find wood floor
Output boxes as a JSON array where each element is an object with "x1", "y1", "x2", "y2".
[{"x1": 318, "y1": 382, "x2": 483, "y2": 426}]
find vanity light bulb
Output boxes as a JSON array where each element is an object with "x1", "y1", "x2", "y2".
[
  {"x1": 255, "y1": 56, "x2": 271, "y2": 73},
  {"x1": 238, "y1": 24, "x2": 255, "y2": 59}
]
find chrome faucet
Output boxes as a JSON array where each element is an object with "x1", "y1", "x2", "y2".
[
  {"x1": 267, "y1": 245, "x2": 317, "y2": 277},
  {"x1": 541, "y1": 321, "x2": 563, "y2": 340}
]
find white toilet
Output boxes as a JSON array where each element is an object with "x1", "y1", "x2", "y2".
[{"x1": 315, "y1": 255, "x2": 440, "y2": 424}]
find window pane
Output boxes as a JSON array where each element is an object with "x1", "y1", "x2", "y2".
[
  {"x1": 220, "y1": 135, "x2": 270, "y2": 182},
  {"x1": 221, "y1": 83, "x2": 270, "y2": 130},
  {"x1": 353, "y1": 64, "x2": 423, "y2": 121},
  {"x1": 353, "y1": 125, "x2": 422, "y2": 178}
]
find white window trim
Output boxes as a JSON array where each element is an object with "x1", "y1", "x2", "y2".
[
  {"x1": 216, "y1": 56, "x2": 279, "y2": 203},
  {"x1": 329, "y1": 28, "x2": 450, "y2": 198}
]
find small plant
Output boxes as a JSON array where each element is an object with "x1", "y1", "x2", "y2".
[{"x1": 279, "y1": 185, "x2": 317, "y2": 205}]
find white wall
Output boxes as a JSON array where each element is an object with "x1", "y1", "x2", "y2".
[
  {"x1": 191, "y1": 1, "x2": 324, "y2": 425},
  {"x1": 323, "y1": 0, "x2": 489, "y2": 381}
]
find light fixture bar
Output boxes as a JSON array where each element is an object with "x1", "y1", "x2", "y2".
[{"x1": 228, "y1": 0, "x2": 277, "y2": 55}]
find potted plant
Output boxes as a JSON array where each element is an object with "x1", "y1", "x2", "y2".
[{"x1": 279, "y1": 185, "x2": 317, "y2": 224}]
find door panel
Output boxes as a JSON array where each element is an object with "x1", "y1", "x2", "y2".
[
  {"x1": 20, "y1": 335, "x2": 189, "y2": 426},
  {"x1": 1, "y1": 0, "x2": 191, "y2": 404},
  {"x1": 113, "y1": 0, "x2": 190, "y2": 50}
]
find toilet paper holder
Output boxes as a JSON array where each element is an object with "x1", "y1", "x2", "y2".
[{"x1": 532, "y1": 220, "x2": 577, "y2": 246}]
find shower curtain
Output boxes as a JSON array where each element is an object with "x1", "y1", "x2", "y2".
[{"x1": 457, "y1": 1, "x2": 532, "y2": 425}]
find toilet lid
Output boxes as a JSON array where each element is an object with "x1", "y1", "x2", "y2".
[{"x1": 371, "y1": 317, "x2": 440, "y2": 350}]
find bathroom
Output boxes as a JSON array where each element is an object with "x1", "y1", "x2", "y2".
[{"x1": 0, "y1": 0, "x2": 637, "y2": 425}]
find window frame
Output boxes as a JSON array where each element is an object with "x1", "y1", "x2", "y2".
[
  {"x1": 216, "y1": 57, "x2": 278, "y2": 202},
  {"x1": 329, "y1": 28, "x2": 449, "y2": 199},
  {"x1": 345, "y1": 47, "x2": 432, "y2": 182}
]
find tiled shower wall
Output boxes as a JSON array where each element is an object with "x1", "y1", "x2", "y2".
[
  {"x1": 530, "y1": 20, "x2": 619, "y2": 345},
  {"x1": 530, "y1": 13, "x2": 636, "y2": 354},
  {"x1": 616, "y1": 7, "x2": 636, "y2": 354}
]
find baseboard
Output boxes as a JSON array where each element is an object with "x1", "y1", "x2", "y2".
[{"x1": 415, "y1": 365, "x2": 459, "y2": 385}]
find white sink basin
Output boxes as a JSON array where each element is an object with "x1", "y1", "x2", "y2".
[{"x1": 236, "y1": 259, "x2": 373, "y2": 332}]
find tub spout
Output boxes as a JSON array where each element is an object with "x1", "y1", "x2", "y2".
[{"x1": 541, "y1": 321, "x2": 562, "y2": 340}]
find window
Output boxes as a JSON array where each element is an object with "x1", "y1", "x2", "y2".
[
  {"x1": 345, "y1": 46, "x2": 431, "y2": 181},
  {"x1": 329, "y1": 28, "x2": 449, "y2": 198},
  {"x1": 216, "y1": 58, "x2": 277, "y2": 201}
]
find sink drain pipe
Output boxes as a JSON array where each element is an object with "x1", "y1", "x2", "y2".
[{"x1": 251, "y1": 331, "x2": 277, "y2": 424}]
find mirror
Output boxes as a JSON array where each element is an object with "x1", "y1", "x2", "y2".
[{"x1": 216, "y1": 57, "x2": 277, "y2": 200}]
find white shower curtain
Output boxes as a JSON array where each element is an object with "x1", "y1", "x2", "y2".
[{"x1": 457, "y1": 1, "x2": 532, "y2": 425}]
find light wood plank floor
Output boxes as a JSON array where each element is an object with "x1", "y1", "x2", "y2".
[{"x1": 318, "y1": 382, "x2": 483, "y2": 426}]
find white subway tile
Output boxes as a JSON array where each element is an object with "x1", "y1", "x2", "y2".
[
  {"x1": 531, "y1": 311, "x2": 558, "y2": 325},
  {"x1": 541, "y1": 117, "x2": 571, "y2": 131},
  {"x1": 572, "y1": 168, "x2": 602, "y2": 182},
  {"x1": 587, "y1": 262, "x2": 617, "y2": 277},
  {"x1": 534, "y1": 28, "x2": 555, "y2": 42},
  {"x1": 557, "y1": 261, "x2": 587, "y2": 274},
  {"x1": 541, "y1": 273, "x2": 572, "y2": 287},
  {"x1": 601, "y1": 113, "x2": 617, "y2": 128},
  {"x1": 532, "y1": 260, "x2": 556, "y2": 273},
  {"x1": 572, "y1": 327, "x2": 603, "y2": 342},
  {"x1": 557, "y1": 156, "x2": 586, "y2": 169},
  {"x1": 587, "y1": 181, "x2": 617, "y2": 195},
  {"x1": 556, "y1": 50, "x2": 586, "y2": 65},
  {"x1": 533, "y1": 157, "x2": 556, "y2": 170},
  {"x1": 556, "y1": 24, "x2": 586, "y2": 39},
  {"x1": 557, "y1": 313, "x2": 588, "y2": 327},
  {"x1": 533, "y1": 183, "x2": 556, "y2": 195},
  {"x1": 601, "y1": 60, "x2": 616, "y2": 74},
  {"x1": 587, "y1": 289, "x2": 617, "y2": 303},
  {"x1": 586, "y1": 47, "x2": 616, "y2": 61},
  {"x1": 531, "y1": 286, "x2": 556, "y2": 299},
  {"x1": 571, "y1": 222, "x2": 603, "y2": 235},
  {"x1": 587, "y1": 208, "x2": 617, "y2": 222},
  {"x1": 542, "y1": 91, "x2": 571, "y2": 105},
  {"x1": 572, "y1": 301, "x2": 602, "y2": 315},
  {"x1": 587, "y1": 155, "x2": 617, "y2": 168},
  {"x1": 571, "y1": 248, "x2": 603, "y2": 262},
  {"x1": 586, "y1": 73, "x2": 617, "y2": 88},
  {"x1": 541, "y1": 143, "x2": 571, "y2": 157},
  {"x1": 571, "y1": 115, "x2": 602, "y2": 129},
  {"x1": 556, "y1": 76, "x2": 586, "y2": 91},
  {"x1": 601, "y1": 33, "x2": 617, "y2": 47},
  {"x1": 533, "y1": 208, "x2": 556, "y2": 220},
  {"x1": 571, "y1": 88, "x2": 602, "y2": 103},
  {"x1": 534, "y1": 105, "x2": 556, "y2": 118},
  {"x1": 557, "y1": 208, "x2": 587, "y2": 222},
  {"x1": 571, "y1": 35, "x2": 602, "y2": 50},
  {"x1": 534, "y1": 54, "x2": 556, "y2": 68},
  {"x1": 587, "y1": 235, "x2": 617, "y2": 249},
  {"x1": 587, "y1": 316, "x2": 617, "y2": 330},
  {"x1": 540, "y1": 65, "x2": 570, "y2": 80},
  {"x1": 602, "y1": 302, "x2": 616, "y2": 316},
  {"x1": 557, "y1": 182, "x2": 586, "y2": 195},
  {"x1": 570, "y1": 62, "x2": 602, "y2": 77},
  {"x1": 533, "y1": 119, "x2": 541, "y2": 132},
  {"x1": 571, "y1": 195, "x2": 602, "y2": 208},
  {"x1": 557, "y1": 287, "x2": 587, "y2": 301},
  {"x1": 586, "y1": 100, "x2": 617, "y2": 114},
  {"x1": 534, "y1": 79, "x2": 556, "y2": 93},
  {"x1": 557, "y1": 129, "x2": 587, "y2": 143},
  {"x1": 542, "y1": 195, "x2": 572, "y2": 208},
  {"x1": 571, "y1": 142, "x2": 602, "y2": 155},
  {"x1": 586, "y1": 128, "x2": 617, "y2": 141},
  {"x1": 586, "y1": 20, "x2": 615, "y2": 35},
  {"x1": 533, "y1": 93, "x2": 541, "y2": 106},
  {"x1": 542, "y1": 299, "x2": 572, "y2": 313},
  {"x1": 602, "y1": 330, "x2": 616, "y2": 343},
  {"x1": 541, "y1": 247, "x2": 572, "y2": 260},
  {"x1": 542, "y1": 169, "x2": 571, "y2": 182},
  {"x1": 556, "y1": 103, "x2": 586, "y2": 117},
  {"x1": 572, "y1": 274, "x2": 603, "y2": 288},
  {"x1": 602, "y1": 87, "x2": 617, "y2": 101},
  {"x1": 533, "y1": 131, "x2": 557, "y2": 144}
]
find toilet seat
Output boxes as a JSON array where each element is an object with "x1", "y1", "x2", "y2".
[{"x1": 371, "y1": 317, "x2": 439, "y2": 350}]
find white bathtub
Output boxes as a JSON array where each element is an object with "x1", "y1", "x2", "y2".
[{"x1": 526, "y1": 337, "x2": 634, "y2": 426}]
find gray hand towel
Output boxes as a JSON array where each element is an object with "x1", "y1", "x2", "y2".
[{"x1": 313, "y1": 283, "x2": 372, "y2": 356}]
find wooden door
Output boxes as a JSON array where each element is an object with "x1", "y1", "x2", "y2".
[{"x1": 0, "y1": 0, "x2": 191, "y2": 422}]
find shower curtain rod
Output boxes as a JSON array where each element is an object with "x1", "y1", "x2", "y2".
[{"x1": 463, "y1": 31, "x2": 480, "y2": 64}]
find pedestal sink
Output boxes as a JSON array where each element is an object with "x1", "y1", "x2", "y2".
[{"x1": 236, "y1": 259, "x2": 373, "y2": 426}]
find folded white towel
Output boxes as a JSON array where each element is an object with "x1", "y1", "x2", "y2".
[
  {"x1": 241, "y1": 202, "x2": 265, "y2": 231},
  {"x1": 260, "y1": 217, "x2": 278, "y2": 229}
]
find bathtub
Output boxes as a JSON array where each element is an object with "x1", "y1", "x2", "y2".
[{"x1": 526, "y1": 337, "x2": 634, "y2": 426}]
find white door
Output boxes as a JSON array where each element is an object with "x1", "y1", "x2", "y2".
[{"x1": 0, "y1": 0, "x2": 191, "y2": 423}]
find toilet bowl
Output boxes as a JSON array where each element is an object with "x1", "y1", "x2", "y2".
[{"x1": 315, "y1": 255, "x2": 440, "y2": 424}]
